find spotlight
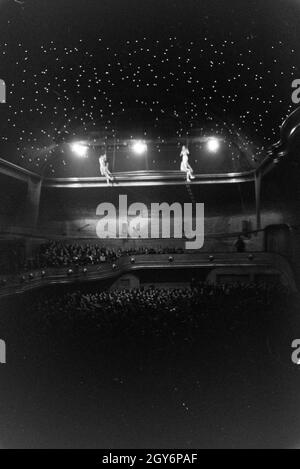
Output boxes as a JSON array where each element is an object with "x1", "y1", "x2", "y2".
[
  {"x1": 207, "y1": 138, "x2": 220, "y2": 153},
  {"x1": 132, "y1": 140, "x2": 147, "y2": 155},
  {"x1": 70, "y1": 142, "x2": 89, "y2": 157}
]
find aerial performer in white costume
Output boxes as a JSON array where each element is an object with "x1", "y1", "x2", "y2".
[
  {"x1": 180, "y1": 145, "x2": 195, "y2": 182},
  {"x1": 99, "y1": 153, "x2": 114, "y2": 185}
]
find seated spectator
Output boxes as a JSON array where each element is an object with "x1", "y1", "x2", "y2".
[{"x1": 234, "y1": 236, "x2": 246, "y2": 252}]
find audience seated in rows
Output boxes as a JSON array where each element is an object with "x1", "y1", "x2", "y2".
[
  {"x1": 30, "y1": 281, "x2": 288, "y2": 342},
  {"x1": 37, "y1": 240, "x2": 184, "y2": 268}
]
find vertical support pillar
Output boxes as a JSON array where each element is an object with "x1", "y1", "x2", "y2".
[
  {"x1": 112, "y1": 138, "x2": 116, "y2": 172},
  {"x1": 145, "y1": 151, "x2": 149, "y2": 171},
  {"x1": 255, "y1": 171, "x2": 262, "y2": 231},
  {"x1": 24, "y1": 176, "x2": 42, "y2": 231}
]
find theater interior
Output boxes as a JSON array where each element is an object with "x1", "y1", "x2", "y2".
[{"x1": 0, "y1": 0, "x2": 300, "y2": 449}]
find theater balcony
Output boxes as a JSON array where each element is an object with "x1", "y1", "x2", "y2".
[{"x1": 0, "y1": 251, "x2": 296, "y2": 298}]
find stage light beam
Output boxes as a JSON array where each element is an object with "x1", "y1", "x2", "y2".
[
  {"x1": 132, "y1": 140, "x2": 148, "y2": 155},
  {"x1": 70, "y1": 142, "x2": 89, "y2": 158},
  {"x1": 207, "y1": 138, "x2": 220, "y2": 153}
]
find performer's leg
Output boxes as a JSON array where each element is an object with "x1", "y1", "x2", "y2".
[
  {"x1": 105, "y1": 168, "x2": 113, "y2": 183},
  {"x1": 188, "y1": 167, "x2": 195, "y2": 180}
]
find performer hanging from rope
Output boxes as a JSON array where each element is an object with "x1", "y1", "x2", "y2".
[
  {"x1": 99, "y1": 153, "x2": 114, "y2": 185},
  {"x1": 180, "y1": 145, "x2": 195, "y2": 182}
]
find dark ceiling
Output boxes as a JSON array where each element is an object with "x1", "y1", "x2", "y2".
[{"x1": 0, "y1": 0, "x2": 299, "y2": 177}]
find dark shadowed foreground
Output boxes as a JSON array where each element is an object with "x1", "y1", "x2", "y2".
[{"x1": 0, "y1": 283, "x2": 299, "y2": 448}]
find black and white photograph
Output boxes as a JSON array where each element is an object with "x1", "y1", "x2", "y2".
[{"x1": 0, "y1": 0, "x2": 300, "y2": 455}]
